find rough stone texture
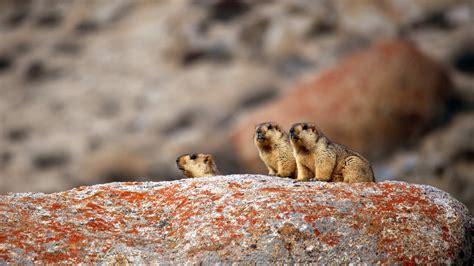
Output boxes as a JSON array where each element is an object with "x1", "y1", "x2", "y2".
[
  {"x1": 232, "y1": 40, "x2": 450, "y2": 173},
  {"x1": 1, "y1": 175, "x2": 471, "y2": 264}
]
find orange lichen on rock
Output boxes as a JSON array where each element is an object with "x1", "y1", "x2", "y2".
[{"x1": 0, "y1": 175, "x2": 471, "y2": 264}]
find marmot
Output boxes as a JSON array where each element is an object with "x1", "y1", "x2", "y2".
[
  {"x1": 176, "y1": 153, "x2": 220, "y2": 178},
  {"x1": 254, "y1": 122, "x2": 296, "y2": 178},
  {"x1": 289, "y1": 122, "x2": 375, "y2": 183}
]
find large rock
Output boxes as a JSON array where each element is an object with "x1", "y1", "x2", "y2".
[
  {"x1": 0, "y1": 175, "x2": 471, "y2": 264},
  {"x1": 231, "y1": 40, "x2": 450, "y2": 173}
]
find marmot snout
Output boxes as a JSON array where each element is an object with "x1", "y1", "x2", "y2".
[
  {"x1": 290, "y1": 122, "x2": 375, "y2": 183},
  {"x1": 176, "y1": 153, "x2": 220, "y2": 178},
  {"x1": 254, "y1": 122, "x2": 296, "y2": 178}
]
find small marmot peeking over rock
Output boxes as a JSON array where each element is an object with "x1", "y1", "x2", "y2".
[
  {"x1": 254, "y1": 122, "x2": 296, "y2": 178},
  {"x1": 289, "y1": 122, "x2": 375, "y2": 183},
  {"x1": 176, "y1": 153, "x2": 220, "y2": 178}
]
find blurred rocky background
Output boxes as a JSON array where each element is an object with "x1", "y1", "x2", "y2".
[{"x1": 0, "y1": 0, "x2": 472, "y2": 211}]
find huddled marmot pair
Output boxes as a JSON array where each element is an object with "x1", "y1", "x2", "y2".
[
  {"x1": 176, "y1": 122, "x2": 375, "y2": 183},
  {"x1": 255, "y1": 122, "x2": 375, "y2": 183}
]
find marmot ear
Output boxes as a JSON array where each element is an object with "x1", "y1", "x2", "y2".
[{"x1": 204, "y1": 155, "x2": 210, "y2": 164}]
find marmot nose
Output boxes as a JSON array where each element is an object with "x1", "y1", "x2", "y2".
[{"x1": 256, "y1": 132, "x2": 265, "y2": 140}]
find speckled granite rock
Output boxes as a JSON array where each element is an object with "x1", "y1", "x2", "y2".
[{"x1": 0, "y1": 175, "x2": 471, "y2": 264}]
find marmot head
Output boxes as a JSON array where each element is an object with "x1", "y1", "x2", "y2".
[
  {"x1": 176, "y1": 153, "x2": 219, "y2": 178},
  {"x1": 254, "y1": 122, "x2": 288, "y2": 147},
  {"x1": 289, "y1": 122, "x2": 321, "y2": 150}
]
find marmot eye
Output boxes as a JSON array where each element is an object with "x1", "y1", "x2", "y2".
[
  {"x1": 267, "y1": 124, "x2": 273, "y2": 130},
  {"x1": 190, "y1": 154, "x2": 197, "y2": 160},
  {"x1": 302, "y1": 124, "x2": 308, "y2": 130}
]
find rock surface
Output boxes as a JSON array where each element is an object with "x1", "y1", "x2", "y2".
[
  {"x1": 1, "y1": 175, "x2": 472, "y2": 264},
  {"x1": 232, "y1": 40, "x2": 450, "y2": 172}
]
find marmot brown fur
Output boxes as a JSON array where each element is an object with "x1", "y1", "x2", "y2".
[
  {"x1": 289, "y1": 122, "x2": 375, "y2": 183},
  {"x1": 254, "y1": 122, "x2": 296, "y2": 178},
  {"x1": 176, "y1": 153, "x2": 220, "y2": 178}
]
